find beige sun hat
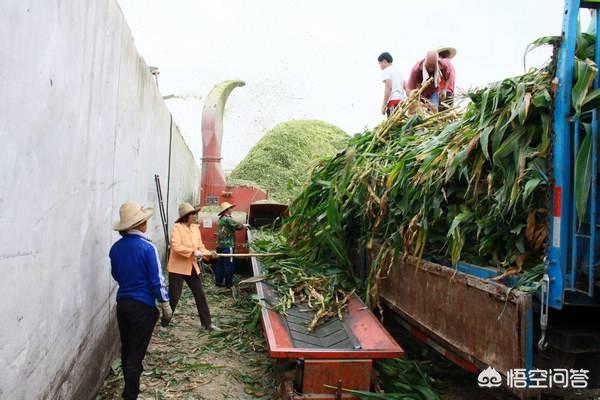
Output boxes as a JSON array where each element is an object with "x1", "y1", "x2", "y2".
[
  {"x1": 176, "y1": 202, "x2": 202, "y2": 223},
  {"x1": 113, "y1": 201, "x2": 154, "y2": 231},
  {"x1": 218, "y1": 201, "x2": 236, "y2": 216},
  {"x1": 437, "y1": 47, "x2": 457, "y2": 59}
]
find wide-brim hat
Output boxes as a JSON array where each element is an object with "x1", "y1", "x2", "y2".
[
  {"x1": 113, "y1": 201, "x2": 154, "y2": 231},
  {"x1": 176, "y1": 202, "x2": 202, "y2": 223},
  {"x1": 218, "y1": 201, "x2": 236, "y2": 216},
  {"x1": 437, "y1": 47, "x2": 457, "y2": 59}
]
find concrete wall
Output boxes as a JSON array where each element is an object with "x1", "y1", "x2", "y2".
[{"x1": 0, "y1": 1, "x2": 200, "y2": 399}]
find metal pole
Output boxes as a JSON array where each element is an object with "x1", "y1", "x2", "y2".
[
  {"x1": 549, "y1": 0, "x2": 581, "y2": 309},
  {"x1": 155, "y1": 174, "x2": 169, "y2": 249},
  {"x1": 588, "y1": 9, "x2": 600, "y2": 296},
  {"x1": 570, "y1": 118, "x2": 580, "y2": 289}
]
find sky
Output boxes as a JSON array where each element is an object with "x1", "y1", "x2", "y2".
[{"x1": 116, "y1": 0, "x2": 566, "y2": 170}]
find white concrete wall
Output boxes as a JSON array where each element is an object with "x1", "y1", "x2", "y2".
[{"x1": 0, "y1": 1, "x2": 200, "y2": 399}]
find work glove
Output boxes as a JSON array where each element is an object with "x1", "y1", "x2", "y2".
[
  {"x1": 193, "y1": 249, "x2": 203, "y2": 257},
  {"x1": 160, "y1": 302, "x2": 172, "y2": 327}
]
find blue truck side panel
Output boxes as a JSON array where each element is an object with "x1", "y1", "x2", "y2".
[
  {"x1": 588, "y1": 10, "x2": 600, "y2": 296},
  {"x1": 549, "y1": 0, "x2": 580, "y2": 309}
]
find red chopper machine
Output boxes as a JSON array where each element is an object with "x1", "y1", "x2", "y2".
[{"x1": 197, "y1": 80, "x2": 285, "y2": 252}]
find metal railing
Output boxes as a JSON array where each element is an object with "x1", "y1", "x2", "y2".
[{"x1": 569, "y1": 113, "x2": 598, "y2": 297}]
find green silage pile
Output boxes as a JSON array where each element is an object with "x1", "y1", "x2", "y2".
[{"x1": 229, "y1": 120, "x2": 348, "y2": 202}]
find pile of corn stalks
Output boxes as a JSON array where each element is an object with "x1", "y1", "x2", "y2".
[
  {"x1": 281, "y1": 34, "x2": 600, "y2": 308},
  {"x1": 243, "y1": 35, "x2": 600, "y2": 399},
  {"x1": 251, "y1": 230, "x2": 357, "y2": 331},
  {"x1": 252, "y1": 35, "x2": 600, "y2": 332}
]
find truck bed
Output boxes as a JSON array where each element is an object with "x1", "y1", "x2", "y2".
[{"x1": 378, "y1": 254, "x2": 533, "y2": 377}]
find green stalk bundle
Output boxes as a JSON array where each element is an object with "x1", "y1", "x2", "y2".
[
  {"x1": 252, "y1": 34, "x2": 600, "y2": 331},
  {"x1": 279, "y1": 34, "x2": 600, "y2": 309},
  {"x1": 249, "y1": 34, "x2": 600, "y2": 398}
]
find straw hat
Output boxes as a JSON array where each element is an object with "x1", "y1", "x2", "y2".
[
  {"x1": 437, "y1": 47, "x2": 457, "y2": 59},
  {"x1": 176, "y1": 202, "x2": 202, "y2": 223},
  {"x1": 113, "y1": 201, "x2": 154, "y2": 231},
  {"x1": 218, "y1": 202, "x2": 236, "y2": 216}
]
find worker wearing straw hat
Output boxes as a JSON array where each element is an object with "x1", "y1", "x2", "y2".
[
  {"x1": 406, "y1": 50, "x2": 454, "y2": 113},
  {"x1": 109, "y1": 201, "x2": 171, "y2": 400},
  {"x1": 437, "y1": 46, "x2": 457, "y2": 109},
  {"x1": 166, "y1": 202, "x2": 220, "y2": 331},
  {"x1": 216, "y1": 202, "x2": 246, "y2": 289}
]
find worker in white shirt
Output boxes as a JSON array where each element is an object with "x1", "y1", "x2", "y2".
[{"x1": 378, "y1": 52, "x2": 406, "y2": 117}]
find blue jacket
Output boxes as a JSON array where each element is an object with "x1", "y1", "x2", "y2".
[{"x1": 109, "y1": 231, "x2": 169, "y2": 307}]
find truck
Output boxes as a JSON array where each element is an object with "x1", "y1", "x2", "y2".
[{"x1": 379, "y1": 0, "x2": 600, "y2": 392}]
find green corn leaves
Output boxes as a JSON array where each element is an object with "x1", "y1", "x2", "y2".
[
  {"x1": 574, "y1": 124, "x2": 594, "y2": 221},
  {"x1": 572, "y1": 59, "x2": 598, "y2": 115},
  {"x1": 250, "y1": 36, "x2": 600, "y2": 368},
  {"x1": 284, "y1": 64, "x2": 555, "y2": 279}
]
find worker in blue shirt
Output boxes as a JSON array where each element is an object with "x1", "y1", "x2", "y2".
[{"x1": 109, "y1": 201, "x2": 171, "y2": 400}]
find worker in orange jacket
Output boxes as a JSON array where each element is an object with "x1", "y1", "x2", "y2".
[{"x1": 164, "y1": 202, "x2": 220, "y2": 331}]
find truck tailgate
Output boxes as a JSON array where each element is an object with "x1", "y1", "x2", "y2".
[{"x1": 379, "y1": 256, "x2": 532, "y2": 376}]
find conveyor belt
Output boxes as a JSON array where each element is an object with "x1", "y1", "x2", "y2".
[
  {"x1": 257, "y1": 280, "x2": 361, "y2": 350},
  {"x1": 283, "y1": 304, "x2": 361, "y2": 349},
  {"x1": 246, "y1": 214, "x2": 403, "y2": 397},
  {"x1": 247, "y1": 230, "x2": 403, "y2": 360}
]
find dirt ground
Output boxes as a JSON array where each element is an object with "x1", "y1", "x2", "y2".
[{"x1": 96, "y1": 274, "x2": 275, "y2": 400}]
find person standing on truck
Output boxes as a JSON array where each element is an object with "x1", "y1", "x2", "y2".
[
  {"x1": 216, "y1": 202, "x2": 246, "y2": 289},
  {"x1": 165, "y1": 202, "x2": 220, "y2": 331},
  {"x1": 437, "y1": 47, "x2": 457, "y2": 109},
  {"x1": 406, "y1": 50, "x2": 454, "y2": 113},
  {"x1": 109, "y1": 201, "x2": 172, "y2": 400},
  {"x1": 378, "y1": 52, "x2": 406, "y2": 117}
]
